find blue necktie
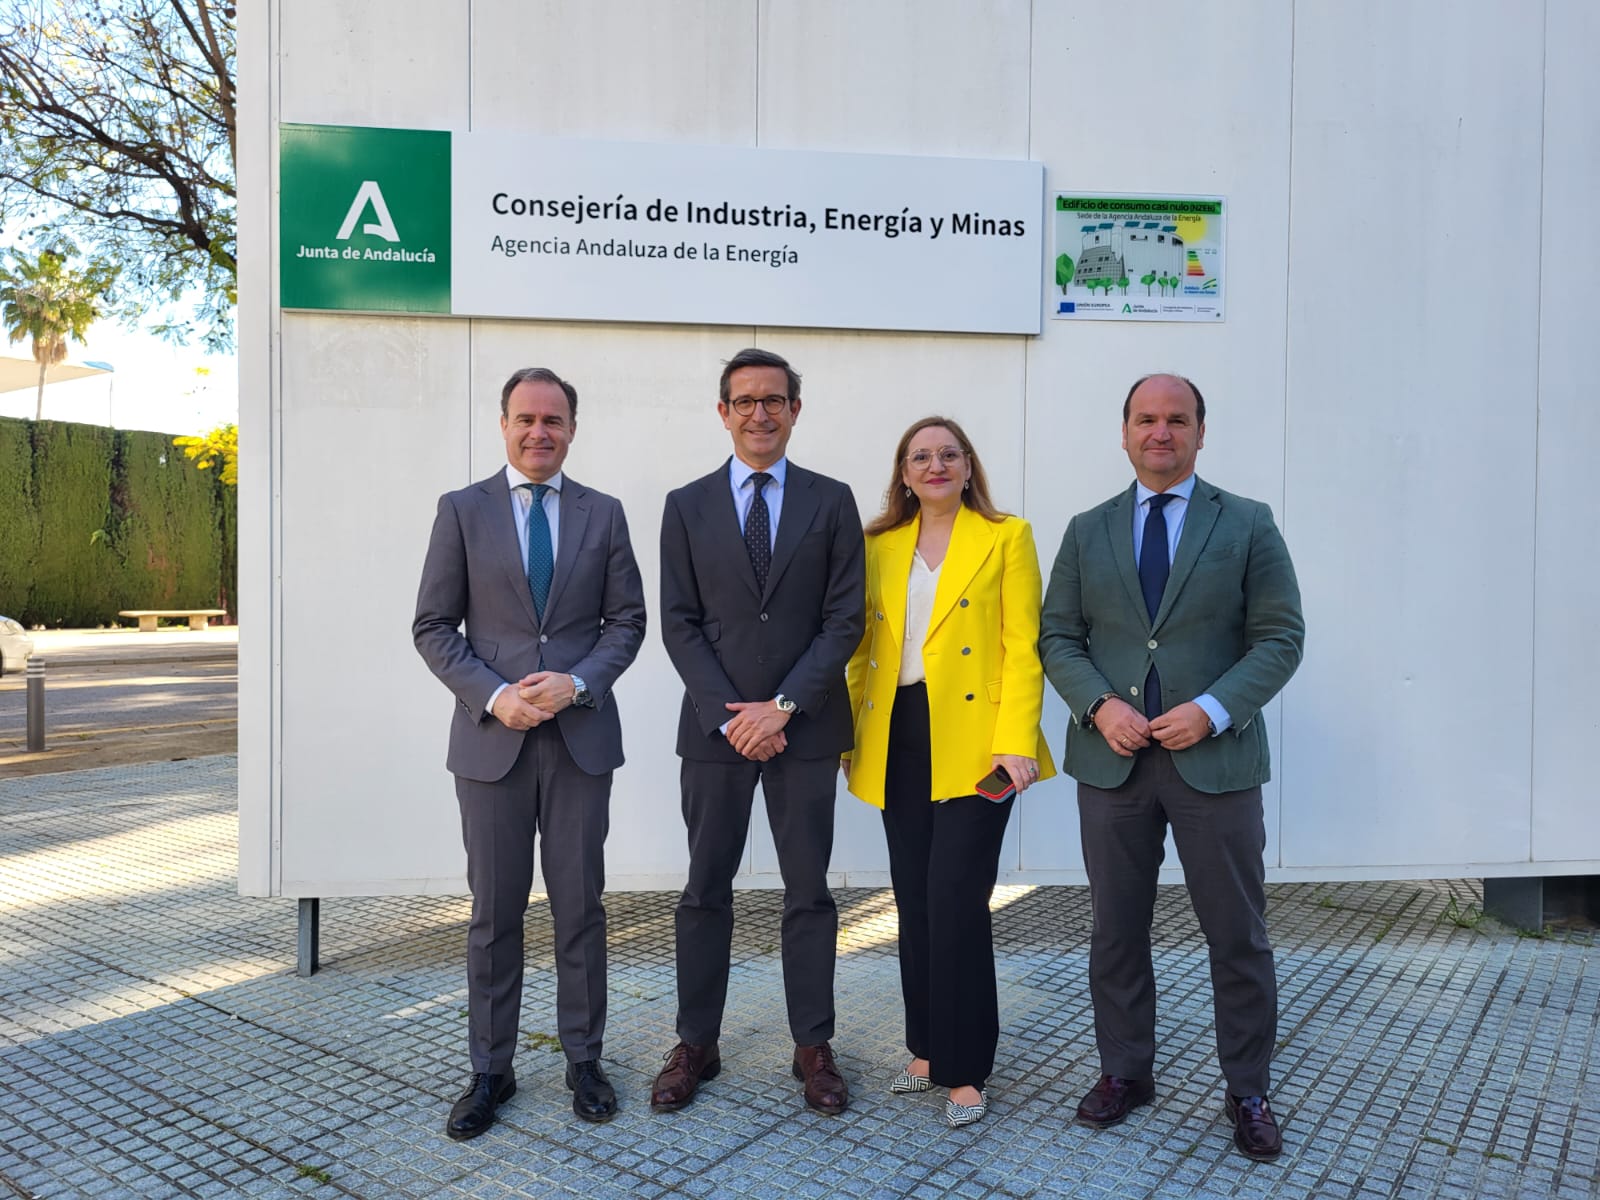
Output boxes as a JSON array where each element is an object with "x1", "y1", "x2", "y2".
[
  {"x1": 523, "y1": 483, "x2": 554, "y2": 618},
  {"x1": 1139, "y1": 493, "x2": 1174, "y2": 718},
  {"x1": 744, "y1": 472, "x2": 773, "y2": 592}
]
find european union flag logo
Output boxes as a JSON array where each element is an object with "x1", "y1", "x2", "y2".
[{"x1": 1059, "y1": 302, "x2": 1075, "y2": 313}]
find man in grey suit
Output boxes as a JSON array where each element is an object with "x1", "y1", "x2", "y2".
[
  {"x1": 414, "y1": 367, "x2": 646, "y2": 1139},
  {"x1": 650, "y1": 348, "x2": 865, "y2": 1116},
  {"x1": 1040, "y1": 373, "x2": 1304, "y2": 1161}
]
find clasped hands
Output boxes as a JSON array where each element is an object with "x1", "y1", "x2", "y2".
[
  {"x1": 723, "y1": 699, "x2": 790, "y2": 762},
  {"x1": 490, "y1": 671, "x2": 576, "y2": 730},
  {"x1": 1096, "y1": 697, "x2": 1211, "y2": 757}
]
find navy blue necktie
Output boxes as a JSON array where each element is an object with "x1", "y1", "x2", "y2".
[
  {"x1": 523, "y1": 483, "x2": 554, "y2": 618},
  {"x1": 744, "y1": 472, "x2": 773, "y2": 592},
  {"x1": 1139, "y1": 493, "x2": 1174, "y2": 718}
]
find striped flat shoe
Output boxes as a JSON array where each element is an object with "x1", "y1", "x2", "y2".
[
  {"x1": 945, "y1": 1091, "x2": 988, "y2": 1127},
  {"x1": 889, "y1": 1071, "x2": 933, "y2": 1094}
]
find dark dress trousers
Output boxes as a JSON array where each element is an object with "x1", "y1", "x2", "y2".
[
  {"x1": 659, "y1": 459, "x2": 865, "y2": 1046},
  {"x1": 1039, "y1": 477, "x2": 1303, "y2": 1097},
  {"x1": 414, "y1": 470, "x2": 646, "y2": 1073}
]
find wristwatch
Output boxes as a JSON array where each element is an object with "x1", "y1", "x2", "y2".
[
  {"x1": 774, "y1": 693, "x2": 798, "y2": 714},
  {"x1": 1083, "y1": 691, "x2": 1117, "y2": 730},
  {"x1": 570, "y1": 674, "x2": 593, "y2": 708}
]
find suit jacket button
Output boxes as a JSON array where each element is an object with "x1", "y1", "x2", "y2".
[
  {"x1": 961, "y1": 647, "x2": 971, "y2": 655},
  {"x1": 1129, "y1": 685, "x2": 1139, "y2": 696},
  {"x1": 965, "y1": 693, "x2": 974, "y2": 701},
  {"x1": 1147, "y1": 639, "x2": 1158, "y2": 650},
  {"x1": 539, "y1": 634, "x2": 549, "y2": 644},
  {"x1": 760, "y1": 613, "x2": 769, "y2": 622},
  {"x1": 867, "y1": 701, "x2": 875, "y2": 710},
  {"x1": 869, "y1": 660, "x2": 877, "y2": 669},
  {"x1": 959, "y1": 598, "x2": 969, "y2": 607},
  {"x1": 876, "y1": 611, "x2": 884, "y2": 620}
]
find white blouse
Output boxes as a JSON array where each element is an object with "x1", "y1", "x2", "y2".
[{"x1": 897, "y1": 550, "x2": 941, "y2": 687}]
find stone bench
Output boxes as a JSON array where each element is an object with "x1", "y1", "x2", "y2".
[{"x1": 118, "y1": 609, "x2": 229, "y2": 633}]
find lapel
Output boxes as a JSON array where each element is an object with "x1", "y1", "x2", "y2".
[
  {"x1": 762, "y1": 461, "x2": 819, "y2": 603},
  {"x1": 542, "y1": 476, "x2": 590, "y2": 619},
  {"x1": 1153, "y1": 476, "x2": 1220, "y2": 631},
  {"x1": 694, "y1": 460, "x2": 760, "y2": 600},
  {"x1": 1104, "y1": 483, "x2": 1148, "y2": 626},
  {"x1": 484, "y1": 470, "x2": 542, "y2": 629},
  {"x1": 872, "y1": 518, "x2": 919, "y2": 648},
  {"x1": 927, "y1": 504, "x2": 997, "y2": 640}
]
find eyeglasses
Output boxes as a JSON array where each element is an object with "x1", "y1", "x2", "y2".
[
  {"x1": 905, "y1": 446, "x2": 967, "y2": 471},
  {"x1": 728, "y1": 395, "x2": 790, "y2": 416}
]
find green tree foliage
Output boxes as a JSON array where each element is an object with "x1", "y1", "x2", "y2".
[
  {"x1": 0, "y1": 247, "x2": 117, "y2": 419},
  {"x1": 0, "y1": 0, "x2": 236, "y2": 348},
  {"x1": 115, "y1": 431, "x2": 221, "y2": 610},
  {"x1": 1141, "y1": 270, "x2": 1157, "y2": 295},
  {"x1": 29, "y1": 419, "x2": 115, "y2": 625},
  {"x1": 0, "y1": 416, "x2": 233, "y2": 625},
  {"x1": 0, "y1": 417, "x2": 40, "y2": 615}
]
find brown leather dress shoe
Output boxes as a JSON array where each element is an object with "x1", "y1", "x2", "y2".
[
  {"x1": 649, "y1": 1042, "x2": 720, "y2": 1112},
  {"x1": 1075, "y1": 1074, "x2": 1155, "y2": 1128},
  {"x1": 1226, "y1": 1093, "x2": 1283, "y2": 1160},
  {"x1": 792, "y1": 1042, "x2": 849, "y2": 1115}
]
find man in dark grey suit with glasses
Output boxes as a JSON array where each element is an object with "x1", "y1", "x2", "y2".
[
  {"x1": 414, "y1": 366, "x2": 646, "y2": 1139},
  {"x1": 650, "y1": 348, "x2": 865, "y2": 1117}
]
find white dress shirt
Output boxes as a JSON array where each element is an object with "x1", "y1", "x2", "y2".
[
  {"x1": 728, "y1": 455, "x2": 786, "y2": 549},
  {"x1": 897, "y1": 550, "x2": 939, "y2": 687}
]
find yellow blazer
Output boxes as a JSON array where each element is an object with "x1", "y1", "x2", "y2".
[{"x1": 845, "y1": 505, "x2": 1056, "y2": 808}]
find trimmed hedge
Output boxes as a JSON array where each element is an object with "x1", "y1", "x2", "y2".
[{"x1": 0, "y1": 416, "x2": 234, "y2": 627}]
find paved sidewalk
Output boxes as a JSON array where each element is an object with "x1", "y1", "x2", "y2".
[
  {"x1": 0, "y1": 758, "x2": 1595, "y2": 1199},
  {"x1": 24, "y1": 627, "x2": 237, "y2": 670}
]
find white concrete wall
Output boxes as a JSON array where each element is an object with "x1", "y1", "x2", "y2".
[{"x1": 239, "y1": 0, "x2": 1600, "y2": 896}]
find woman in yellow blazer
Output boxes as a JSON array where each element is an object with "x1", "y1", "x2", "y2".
[{"x1": 844, "y1": 416, "x2": 1056, "y2": 1127}]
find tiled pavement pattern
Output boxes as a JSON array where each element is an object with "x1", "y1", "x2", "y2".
[{"x1": 1, "y1": 759, "x2": 1596, "y2": 1200}]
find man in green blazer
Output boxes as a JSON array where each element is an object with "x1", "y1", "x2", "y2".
[{"x1": 1040, "y1": 374, "x2": 1304, "y2": 1161}]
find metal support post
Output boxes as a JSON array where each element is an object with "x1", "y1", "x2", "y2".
[
  {"x1": 297, "y1": 898, "x2": 320, "y2": 977},
  {"x1": 25, "y1": 658, "x2": 45, "y2": 752}
]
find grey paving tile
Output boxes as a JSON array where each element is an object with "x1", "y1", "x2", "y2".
[{"x1": 2, "y1": 757, "x2": 1598, "y2": 1199}]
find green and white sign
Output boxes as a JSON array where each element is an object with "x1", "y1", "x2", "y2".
[
  {"x1": 278, "y1": 123, "x2": 1043, "y2": 335},
  {"x1": 280, "y1": 124, "x2": 451, "y2": 313}
]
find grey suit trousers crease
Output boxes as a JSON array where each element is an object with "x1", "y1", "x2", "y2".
[
  {"x1": 456, "y1": 721, "x2": 612, "y2": 1073},
  {"x1": 1077, "y1": 746, "x2": 1276, "y2": 1097},
  {"x1": 674, "y1": 754, "x2": 839, "y2": 1047}
]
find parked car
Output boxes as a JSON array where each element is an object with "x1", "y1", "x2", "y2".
[{"x1": 0, "y1": 616, "x2": 33, "y2": 675}]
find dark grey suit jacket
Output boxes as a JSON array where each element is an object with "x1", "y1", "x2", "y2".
[
  {"x1": 659, "y1": 459, "x2": 865, "y2": 763},
  {"x1": 413, "y1": 470, "x2": 646, "y2": 782},
  {"x1": 1040, "y1": 476, "x2": 1304, "y2": 794}
]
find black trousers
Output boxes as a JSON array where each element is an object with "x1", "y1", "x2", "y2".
[
  {"x1": 674, "y1": 753, "x2": 839, "y2": 1046},
  {"x1": 1077, "y1": 745, "x2": 1276, "y2": 1097},
  {"x1": 881, "y1": 681, "x2": 1014, "y2": 1090}
]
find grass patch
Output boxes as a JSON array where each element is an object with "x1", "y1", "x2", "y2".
[
  {"x1": 294, "y1": 1164, "x2": 332, "y2": 1184},
  {"x1": 524, "y1": 1031, "x2": 562, "y2": 1052},
  {"x1": 1440, "y1": 895, "x2": 1487, "y2": 930}
]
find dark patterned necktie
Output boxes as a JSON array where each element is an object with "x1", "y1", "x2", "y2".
[
  {"x1": 1138, "y1": 493, "x2": 1174, "y2": 718},
  {"x1": 744, "y1": 472, "x2": 772, "y2": 592},
  {"x1": 523, "y1": 483, "x2": 553, "y2": 618}
]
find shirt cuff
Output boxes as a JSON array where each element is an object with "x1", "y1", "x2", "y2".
[
  {"x1": 487, "y1": 681, "x2": 509, "y2": 716},
  {"x1": 1193, "y1": 693, "x2": 1231, "y2": 736}
]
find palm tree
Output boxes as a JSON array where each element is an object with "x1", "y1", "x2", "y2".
[{"x1": 0, "y1": 250, "x2": 116, "y2": 420}]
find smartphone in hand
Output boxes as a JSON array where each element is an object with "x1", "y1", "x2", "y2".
[{"x1": 975, "y1": 766, "x2": 1017, "y2": 802}]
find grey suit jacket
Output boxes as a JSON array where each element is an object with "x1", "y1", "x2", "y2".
[
  {"x1": 1039, "y1": 476, "x2": 1304, "y2": 794},
  {"x1": 659, "y1": 459, "x2": 865, "y2": 763},
  {"x1": 413, "y1": 470, "x2": 647, "y2": 783}
]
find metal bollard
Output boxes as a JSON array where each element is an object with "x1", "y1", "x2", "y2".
[{"x1": 25, "y1": 657, "x2": 45, "y2": 752}]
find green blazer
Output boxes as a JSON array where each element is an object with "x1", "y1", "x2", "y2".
[{"x1": 1039, "y1": 476, "x2": 1304, "y2": 794}]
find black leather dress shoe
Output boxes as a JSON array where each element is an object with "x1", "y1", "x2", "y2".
[
  {"x1": 1075, "y1": 1074, "x2": 1155, "y2": 1128},
  {"x1": 566, "y1": 1059, "x2": 618, "y2": 1123},
  {"x1": 445, "y1": 1071, "x2": 516, "y2": 1141},
  {"x1": 1226, "y1": 1093, "x2": 1283, "y2": 1160}
]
